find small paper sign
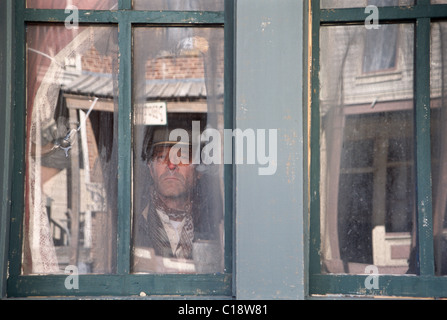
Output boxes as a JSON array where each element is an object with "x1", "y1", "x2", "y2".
[{"x1": 135, "y1": 102, "x2": 167, "y2": 125}]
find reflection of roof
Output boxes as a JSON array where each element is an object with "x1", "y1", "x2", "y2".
[{"x1": 61, "y1": 72, "x2": 223, "y2": 100}]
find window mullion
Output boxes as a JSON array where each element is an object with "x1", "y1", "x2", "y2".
[
  {"x1": 414, "y1": 16, "x2": 435, "y2": 277},
  {"x1": 417, "y1": 0, "x2": 430, "y2": 6},
  {"x1": 310, "y1": 0, "x2": 322, "y2": 276},
  {"x1": 118, "y1": 0, "x2": 132, "y2": 10},
  {"x1": 8, "y1": 0, "x2": 26, "y2": 278},
  {"x1": 223, "y1": 0, "x2": 234, "y2": 275},
  {"x1": 117, "y1": 16, "x2": 132, "y2": 275}
]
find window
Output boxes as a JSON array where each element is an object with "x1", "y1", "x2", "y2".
[
  {"x1": 363, "y1": 0, "x2": 400, "y2": 73},
  {"x1": 8, "y1": 0, "x2": 233, "y2": 297},
  {"x1": 310, "y1": 0, "x2": 447, "y2": 297},
  {"x1": 363, "y1": 24, "x2": 399, "y2": 73}
]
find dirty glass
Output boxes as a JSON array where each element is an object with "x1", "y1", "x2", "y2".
[
  {"x1": 321, "y1": 0, "x2": 413, "y2": 9},
  {"x1": 319, "y1": 24, "x2": 417, "y2": 275},
  {"x1": 133, "y1": 0, "x2": 223, "y2": 11},
  {"x1": 131, "y1": 27, "x2": 225, "y2": 274},
  {"x1": 24, "y1": 25, "x2": 119, "y2": 275},
  {"x1": 431, "y1": 22, "x2": 447, "y2": 276},
  {"x1": 27, "y1": 0, "x2": 118, "y2": 10}
]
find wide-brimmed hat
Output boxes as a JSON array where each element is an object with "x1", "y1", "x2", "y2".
[
  {"x1": 142, "y1": 123, "x2": 203, "y2": 162},
  {"x1": 140, "y1": 112, "x2": 207, "y2": 162}
]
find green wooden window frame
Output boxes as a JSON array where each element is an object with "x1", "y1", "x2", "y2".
[
  {"x1": 309, "y1": 0, "x2": 447, "y2": 298},
  {"x1": 7, "y1": 0, "x2": 234, "y2": 298}
]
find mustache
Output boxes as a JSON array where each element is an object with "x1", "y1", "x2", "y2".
[{"x1": 160, "y1": 171, "x2": 184, "y2": 181}]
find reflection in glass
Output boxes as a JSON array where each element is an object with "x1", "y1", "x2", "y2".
[
  {"x1": 132, "y1": 28, "x2": 225, "y2": 274},
  {"x1": 27, "y1": 0, "x2": 118, "y2": 10},
  {"x1": 432, "y1": 0, "x2": 447, "y2": 4},
  {"x1": 133, "y1": 0, "x2": 223, "y2": 11},
  {"x1": 321, "y1": 0, "x2": 413, "y2": 9},
  {"x1": 319, "y1": 24, "x2": 417, "y2": 274},
  {"x1": 431, "y1": 22, "x2": 447, "y2": 276},
  {"x1": 363, "y1": 24, "x2": 398, "y2": 73},
  {"x1": 24, "y1": 25, "x2": 119, "y2": 274}
]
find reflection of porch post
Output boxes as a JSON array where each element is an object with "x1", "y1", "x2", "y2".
[
  {"x1": 68, "y1": 108, "x2": 80, "y2": 267},
  {"x1": 372, "y1": 137, "x2": 388, "y2": 228},
  {"x1": 433, "y1": 25, "x2": 447, "y2": 275},
  {"x1": 323, "y1": 107, "x2": 344, "y2": 270},
  {"x1": 79, "y1": 110, "x2": 92, "y2": 248},
  {"x1": 371, "y1": 137, "x2": 388, "y2": 267},
  {"x1": 433, "y1": 110, "x2": 447, "y2": 275}
]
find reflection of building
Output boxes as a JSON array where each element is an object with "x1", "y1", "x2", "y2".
[
  {"x1": 320, "y1": 23, "x2": 447, "y2": 275},
  {"x1": 62, "y1": 52, "x2": 223, "y2": 115},
  {"x1": 40, "y1": 33, "x2": 225, "y2": 273},
  {"x1": 4, "y1": 0, "x2": 447, "y2": 300}
]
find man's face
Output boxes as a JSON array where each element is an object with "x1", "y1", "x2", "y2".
[{"x1": 148, "y1": 146, "x2": 196, "y2": 200}]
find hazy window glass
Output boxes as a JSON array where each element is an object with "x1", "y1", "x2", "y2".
[
  {"x1": 431, "y1": 22, "x2": 447, "y2": 276},
  {"x1": 132, "y1": 27, "x2": 225, "y2": 274},
  {"x1": 321, "y1": 0, "x2": 412, "y2": 9},
  {"x1": 319, "y1": 24, "x2": 417, "y2": 275},
  {"x1": 24, "y1": 25, "x2": 119, "y2": 274},
  {"x1": 133, "y1": 0, "x2": 223, "y2": 11},
  {"x1": 363, "y1": 24, "x2": 398, "y2": 73},
  {"x1": 27, "y1": 0, "x2": 118, "y2": 10}
]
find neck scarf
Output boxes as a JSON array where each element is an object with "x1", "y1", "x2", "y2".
[{"x1": 149, "y1": 188, "x2": 194, "y2": 259}]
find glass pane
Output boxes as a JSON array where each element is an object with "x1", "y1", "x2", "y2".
[
  {"x1": 132, "y1": 28, "x2": 225, "y2": 274},
  {"x1": 432, "y1": 0, "x2": 447, "y2": 4},
  {"x1": 431, "y1": 22, "x2": 447, "y2": 276},
  {"x1": 319, "y1": 24, "x2": 417, "y2": 275},
  {"x1": 27, "y1": 0, "x2": 118, "y2": 10},
  {"x1": 321, "y1": 0, "x2": 413, "y2": 9},
  {"x1": 24, "y1": 25, "x2": 119, "y2": 275},
  {"x1": 133, "y1": 0, "x2": 223, "y2": 11}
]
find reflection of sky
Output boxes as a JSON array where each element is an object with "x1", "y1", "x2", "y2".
[
  {"x1": 27, "y1": 0, "x2": 224, "y2": 11},
  {"x1": 133, "y1": 0, "x2": 223, "y2": 11},
  {"x1": 27, "y1": 0, "x2": 118, "y2": 10}
]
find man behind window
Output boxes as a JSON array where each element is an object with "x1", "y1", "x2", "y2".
[{"x1": 132, "y1": 121, "x2": 222, "y2": 273}]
